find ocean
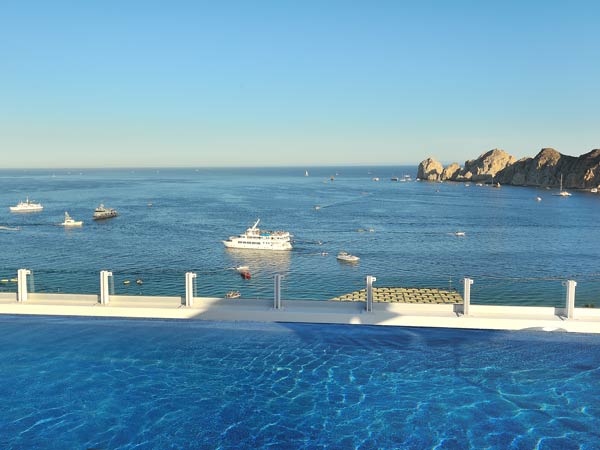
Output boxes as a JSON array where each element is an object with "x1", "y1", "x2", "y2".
[{"x1": 1, "y1": 166, "x2": 599, "y2": 306}]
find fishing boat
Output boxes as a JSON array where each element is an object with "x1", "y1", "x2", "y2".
[
  {"x1": 60, "y1": 212, "x2": 83, "y2": 227},
  {"x1": 9, "y1": 197, "x2": 43, "y2": 213},
  {"x1": 222, "y1": 219, "x2": 292, "y2": 251},
  {"x1": 336, "y1": 251, "x2": 360, "y2": 263},
  {"x1": 93, "y1": 204, "x2": 119, "y2": 220}
]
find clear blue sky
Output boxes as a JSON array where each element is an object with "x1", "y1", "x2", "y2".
[{"x1": 1, "y1": 0, "x2": 598, "y2": 168}]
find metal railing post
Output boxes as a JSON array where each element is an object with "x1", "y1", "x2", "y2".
[
  {"x1": 17, "y1": 268, "x2": 31, "y2": 302},
  {"x1": 100, "y1": 270, "x2": 113, "y2": 305},
  {"x1": 563, "y1": 279, "x2": 577, "y2": 319},
  {"x1": 185, "y1": 272, "x2": 197, "y2": 307},
  {"x1": 365, "y1": 275, "x2": 376, "y2": 312},
  {"x1": 462, "y1": 278, "x2": 473, "y2": 316},
  {"x1": 274, "y1": 274, "x2": 282, "y2": 309}
]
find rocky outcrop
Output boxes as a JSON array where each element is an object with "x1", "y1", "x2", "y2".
[
  {"x1": 418, "y1": 148, "x2": 600, "y2": 189},
  {"x1": 497, "y1": 148, "x2": 600, "y2": 188},
  {"x1": 417, "y1": 158, "x2": 444, "y2": 181},
  {"x1": 441, "y1": 163, "x2": 461, "y2": 181},
  {"x1": 461, "y1": 149, "x2": 516, "y2": 182}
]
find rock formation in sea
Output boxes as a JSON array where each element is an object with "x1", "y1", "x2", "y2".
[
  {"x1": 417, "y1": 157, "x2": 444, "y2": 181},
  {"x1": 418, "y1": 148, "x2": 600, "y2": 189}
]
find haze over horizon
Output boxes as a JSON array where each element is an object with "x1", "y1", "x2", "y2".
[{"x1": 1, "y1": 1, "x2": 598, "y2": 168}]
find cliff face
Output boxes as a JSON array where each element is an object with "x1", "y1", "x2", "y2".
[
  {"x1": 418, "y1": 148, "x2": 600, "y2": 189},
  {"x1": 497, "y1": 148, "x2": 600, "y2": 188}
]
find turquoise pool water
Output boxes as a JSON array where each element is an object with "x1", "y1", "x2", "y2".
[{"x1": 0, "y1": 316, "x2": 599, "y2": 449}]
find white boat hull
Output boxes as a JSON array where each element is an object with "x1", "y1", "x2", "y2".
[
  {"x1": 223, "y1": 240, "x2": 292, "y2": 251},
  {"x1": 10, "y1": 206, "x2": 43, "y2": 212}
]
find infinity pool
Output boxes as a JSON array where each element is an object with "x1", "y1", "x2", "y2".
[{"x1": 0, "y1": 316, "x2": 598, "y2": 449}]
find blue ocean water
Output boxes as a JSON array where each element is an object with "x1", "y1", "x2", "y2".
[
  {"x1": 0, "y1": 316, "x2": 598, "y2": 449},
  {"x1": 1, "y1": 167, "x2": 600, "y2": 306}
]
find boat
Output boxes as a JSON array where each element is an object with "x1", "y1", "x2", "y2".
[
  {"x1": 305, "y1": 170, "x2": 309, "y2": 177},
  {"x1": 222, "y1": 219, "x2": 292, "y2": 251},
  {"x1": 591, "y1": 188, "x2": 598, "y2": 193},
  {"x1": 60, "y1": 212, "x2": 83, "y2": 227},
  {"x1": 454, "y1": 231, "x2": 466, "y2": 236},
  {"x1": 553, "y1": 175, "x2": 572, "y2": 197},
  {"x1": 235, "y1": 265, "x2": 249, "y2": 273},
  {"x1": 93, "y1": 204, "x2": 118, "y2": 220},
  {"x1": 390, "y1": 177, "x2": 399, "y2": 182},
  {"x1": 536, "y1": 196, "x2": 542, "y2": 202},
  {"x1": 314, "y1": 205, "x2": 321, "y2": 210},
  {"x1": 336, "y1": 251, "x2": 360, "y2": 263},
  {"x1": 240, "y1": 270, "x2": 251, "y2": 280},
  {"x1": 372, "y1": 177, "x2": 380, "y2": 182},
  {"x1": 225, "y1": 290, "x2": 241, "y2": 299},
  {"x1": 9, "y1": 197, "x2": 43, "y2": 213}
]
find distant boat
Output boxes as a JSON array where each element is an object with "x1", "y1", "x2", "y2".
[
  {"x1": 553, "y1": 174, "x2": 572, "y2": 197},
  {"x1": 225, "y1": 290, "x2": 241, "y2": 299},
  {"x1": 314, "y1": 205, "x2": 321, "y2": 210},
  {"x1": 372, "y1": 177, "x2": 380, "y2": 182},
  {"x1": 305, "y1": 170, "x2": 309, "y2": 177},
  {"x1": 60, "y1": 211, "x2": 83, "y2": 227},
  {"x1": 10, "y1": 197, "x2": 43, "y2": 213},
  {"x1": 93, "y1": 204, "x2": 118, "y2": 220},
  {"x1": 536, "y1": 196, "x2": 542, "y2": 202},
  {"x1": 390, "y1": 177, "x2": 399, "y2": 182},
  {"x1": 591, "y1": 188, "x2": 598, "y2": 193},
  {"x1": 336, "y1": 251, "x2": 360, "y2": 263},
  {"x1": 454, "y1": 231, "x2": 466, "y2": 237}
]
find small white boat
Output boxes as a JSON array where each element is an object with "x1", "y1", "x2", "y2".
[
  {"x1": 372, "y1": 177, "x2": 380, "y2": 182},
  {"x1": 336, "y1": 251, "x2": 360, "y2": 263},
  {"x1": 226, "y1": 291, "x2": 241, "y2": 299},
  {"x1": 536, "y1": 196, "x2": 542, "y2": 202},
  {"x1": 60, "y1": 212, "x2": 83, "y2": 227},
  {"x1": 591, "y1": 188, "x2": 598, "y2": 193},
  {"x1": 305, "y1": 170, "x2": 309, "y2": 177},
  {"x1": 314, "y1": 205, "x2": 321, "y2": 210},
  {"x1": 454, "y1": 231, "x2": 466, "y2": 237},
  {"x1": 235, "y1": 266, "x2": 250, "y2": 273},
  {"x1": 9, "y1": 197, "x2": 43, "y2": 213}
]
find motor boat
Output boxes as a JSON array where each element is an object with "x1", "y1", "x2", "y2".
[
  {"x1": 336, "y1": 251, "x2": 360, "y2": 263},
  {"x1": 93, "y1": 204, "x2": 118, "y2": 220},
  {"x1": 60, "y1": 212, "x2": 83, "y2": 227}
]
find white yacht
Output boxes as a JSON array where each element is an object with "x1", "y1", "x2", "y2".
[
  {"x1": 9, "y1": 197, "x2": 44, "y2": 212},
  {"x1": 60, "y1": 212, "x2": 83, "y2": 227},
  {"x1": 93, "y1": 204, "x2": 118, "y2": 220},
  {"x1": 222, "y1": 219, "x2": 292, "y2": 251},
  {"x1": 336, "y1": 251, "x2": 360, "y2": 263}
]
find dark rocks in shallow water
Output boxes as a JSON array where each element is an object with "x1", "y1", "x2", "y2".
[{"x1": 418, "y1": 148, "x2": 600, "y2": 189}]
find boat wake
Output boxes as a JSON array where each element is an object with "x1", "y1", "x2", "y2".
[{"x1": 0, "y1": 226, "x2": 20, "y2": 231}]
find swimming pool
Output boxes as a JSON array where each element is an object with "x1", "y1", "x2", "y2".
[{"x1": 0, "y1": 317, "x2": 598, "y2": 449}]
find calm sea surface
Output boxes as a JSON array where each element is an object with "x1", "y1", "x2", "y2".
[{"x1": 1, "y1": 166, "x2": 599, "y2": 306}]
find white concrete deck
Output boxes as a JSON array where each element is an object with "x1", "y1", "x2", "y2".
[{"x1": 0, "y1": 292, "x2": 599, "y2": 333}]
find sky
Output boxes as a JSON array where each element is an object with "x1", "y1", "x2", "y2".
[{"x1": 1, "y1": 0, "x2": 599, "y2": 168}]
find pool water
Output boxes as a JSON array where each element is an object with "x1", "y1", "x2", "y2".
[{"x1": 0, "y1": 316, "x2": 599, "y2": 449}]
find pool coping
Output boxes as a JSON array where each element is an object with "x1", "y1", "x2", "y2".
[{"x1": 0, "y1": 294, "x2": 599, "y2": 333}]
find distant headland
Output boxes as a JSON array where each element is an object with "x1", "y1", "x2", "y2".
[{"x1": 418, "y1": 148, "x2": 600, "y2": 189}]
